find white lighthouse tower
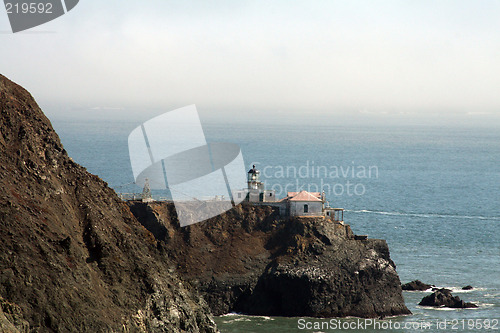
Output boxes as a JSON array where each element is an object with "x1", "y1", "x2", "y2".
[
  {"x1": 232, "y1": 164, "x2": 276, "y2": 203},
  {"x1": 247, "y1": 165, "x2": 264, "y2": 190},
  {"x1": 246, "y1": 165, "x2": 276, "y2": 202}
]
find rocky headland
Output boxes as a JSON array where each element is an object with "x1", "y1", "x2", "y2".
[
  {"x1": 0, "y1": 73, "x2": 411, "y2": 331},
  {"x1": 128, "y1": 202, "x2": 411, "y2": 318}
]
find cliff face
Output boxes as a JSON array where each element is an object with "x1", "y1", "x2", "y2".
[
  {"x1": 0, "y1": 74, "x2": 218, "y2": 332},
  {"x1": 128, "y1": 202, "x2": 411, "y2": 318}
]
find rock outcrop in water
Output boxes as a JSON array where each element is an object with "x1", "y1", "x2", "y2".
[
  {"x1": 402, "y1": 280, "x2": 434, "y2": 291},
  {"x1": 0, "y1": 74, "x2": 218, "y2": 332},
  {"x1": 128, "y1": 202, "x2": 411, "y2": 318},
  {"x1": 419, "y1": 289, "x2": 478, "y2": 308}
]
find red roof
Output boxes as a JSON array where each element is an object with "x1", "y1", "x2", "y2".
[{"x1": 283, "y1": 191, "x2": 322, "y2": 202}]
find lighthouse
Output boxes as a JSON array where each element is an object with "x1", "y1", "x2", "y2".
[
  {"x1": 232, "y1": 164, "x2": 276, "y2": 203},
  {"x1": 247, "y1": 165, "x2": 264, "y2": 190}
]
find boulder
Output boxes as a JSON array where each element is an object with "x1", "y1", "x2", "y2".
[
  {"x1": 419, "y1": 289, "x2": 478, "y2": 308},
  {"x1": 402, "y1": 280, "x2": 433, "y2": 291}
]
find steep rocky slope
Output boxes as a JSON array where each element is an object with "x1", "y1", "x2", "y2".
[
  {"x1": 128, "y1": 202, "x2": 411, "y2": 318},
  {"x1": 0, "y1": 74, "x2": 218, "y2": 332}
]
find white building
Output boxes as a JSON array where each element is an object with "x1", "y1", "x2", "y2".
[
  {"x1": 233, "y1": 165, "x2": 344, "y2": 223},
  {"x1": 279, "y1": 191, "x2": 324, "y2": 217}
]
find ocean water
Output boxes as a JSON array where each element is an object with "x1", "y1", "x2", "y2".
[{"x1": 50, "y1": 114, "x2": 500, "y2": 332}]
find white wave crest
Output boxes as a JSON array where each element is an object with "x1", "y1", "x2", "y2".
[{"x1": 347, "y1": 209, "x2": 500, "y2": 221}]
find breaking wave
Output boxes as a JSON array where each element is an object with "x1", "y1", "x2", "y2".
[{"x1": 347, "y1": 210, "x2": 500, "y2": 221}]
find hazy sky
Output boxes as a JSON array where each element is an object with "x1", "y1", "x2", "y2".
[{"x1": 1, "y1": 1, "x2": 499, "y2": 122}]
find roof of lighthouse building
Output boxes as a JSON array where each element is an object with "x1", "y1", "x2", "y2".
[
  {"x1": 248, "y1": 165, "x2": 260, "y2": 174},
  {"x1": 279, "y1": 191, "x2": 322, "y2": 202}
]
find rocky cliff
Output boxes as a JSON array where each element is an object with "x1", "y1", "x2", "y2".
[
  {"x1": 128, "y1": 202, "x2": 411, "y2": 318},
  {"x1": 0, "y1": 74, "x2": 218, "y2": 332}
]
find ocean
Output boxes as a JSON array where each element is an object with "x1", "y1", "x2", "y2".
[{"x1": 50, "y1": 113, "x2": 499, "y2": 332}]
